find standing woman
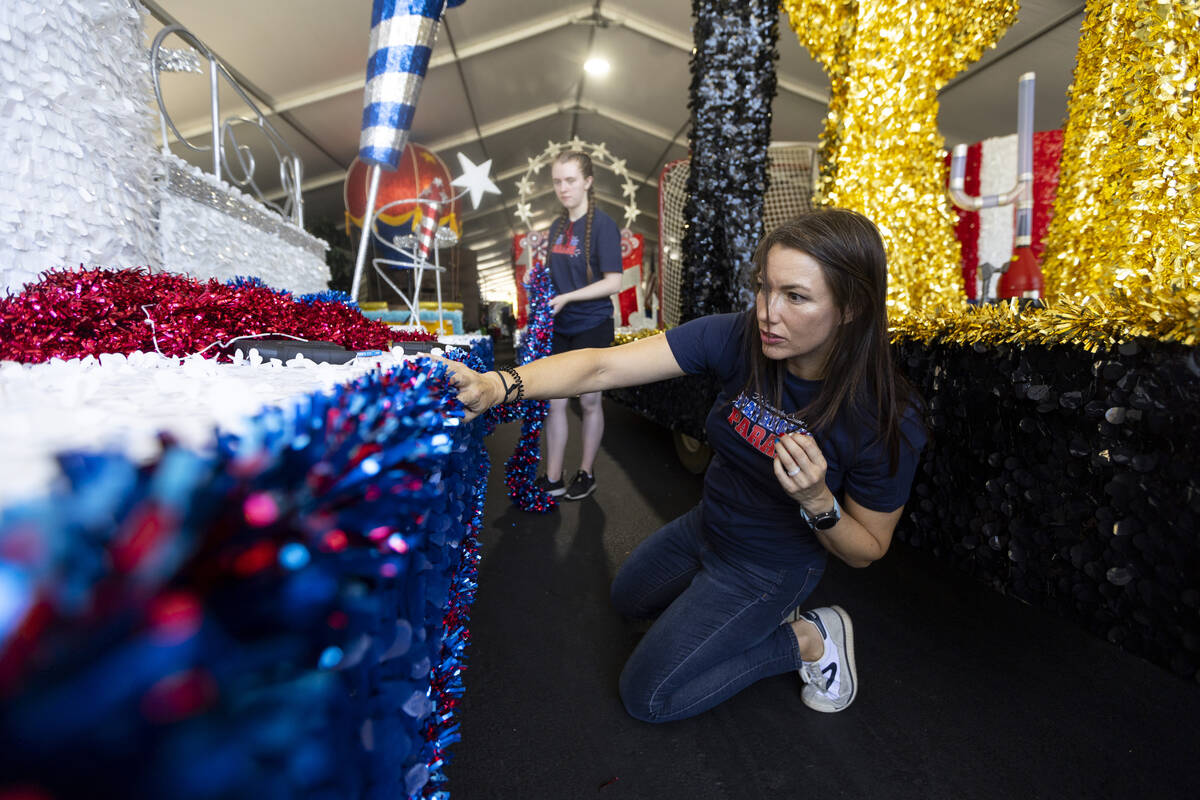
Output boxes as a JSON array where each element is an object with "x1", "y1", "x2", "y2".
[
  {"x1": 445, "y1": 209, "x2": 926, "y2": 721},
  {"x1": 537, "y1": 150, "x2": 624, "y2": 501}
]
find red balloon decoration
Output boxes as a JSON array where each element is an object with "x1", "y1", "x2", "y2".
[{"x1": 343, "y1": 143, "x2": 461, "y2": 237}]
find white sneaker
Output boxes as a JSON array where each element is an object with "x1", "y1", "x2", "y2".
[{"x1": 795, "y1": 605, "x2": 857, "y2": 712}]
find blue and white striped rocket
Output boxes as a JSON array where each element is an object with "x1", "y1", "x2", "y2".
[{"x1": 358, "y1": 0, "x2": 462, "y2": 170}]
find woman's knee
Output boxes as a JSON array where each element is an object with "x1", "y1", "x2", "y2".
[
  {"x1": 579, "y1": 390, "x2": 603, "y2": 412},
  {"x1": 618, "y1": 664, "x2": 663, "y2": 723}
]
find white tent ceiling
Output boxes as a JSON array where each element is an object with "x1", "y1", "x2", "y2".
[{"x1": 143, "y1": 0, "x2": 1085, "y2": 303}]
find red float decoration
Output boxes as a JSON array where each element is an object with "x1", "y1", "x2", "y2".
[
  {"x1": 343, "y1": 143, "x2": 461, "y2": 239},
  {"x1": 946, "y1": 129, "x2": 1063, "y2": 301},
  {"x1": 998, "y1": 245, "x2": 1045, "y2": 299}
]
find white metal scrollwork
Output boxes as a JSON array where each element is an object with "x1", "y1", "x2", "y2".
[{"x1": 150, "y1": 25, "x2": 304, "y2": 227}]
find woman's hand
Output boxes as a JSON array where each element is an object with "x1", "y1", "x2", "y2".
[
  {"x1": 433, "y1": 356, "x2": 504, "y2": 421},
  {"x1": 776, "y1": 430, "x2": 902, "y2": 566},
  {"x1": 773, "y1": 430, "x2": 834, "y2": 513},
  {"x1": 549, "y1": 293, "x2": 569, "y2": 315}
]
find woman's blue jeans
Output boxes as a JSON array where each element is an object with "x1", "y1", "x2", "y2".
[{"x1": 611, "y1": 505, "x2": 826, "y2": 723}]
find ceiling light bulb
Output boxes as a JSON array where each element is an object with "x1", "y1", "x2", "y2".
[{"x1": 584, "y1": 57, "x2": 610, "y2": 76}]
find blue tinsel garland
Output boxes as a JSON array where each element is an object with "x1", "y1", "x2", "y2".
[
  {"x1": 484, "y1": 257, "x2": 556, "y2": 513},
  {"x1": 0, "y1": 264, "x2": 546, "y2": 799},
  {"x1": 420, "y1": 342, "x2": 491, "y2": 799},
  {"x1": 226, "y1": 275, "x2": 359, "y2": 309},
  {"x1": 0, "y1": 353, "x2": 485, "y2": 799}
]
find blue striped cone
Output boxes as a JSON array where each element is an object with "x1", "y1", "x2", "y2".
[{"x1": 358, "y1": 0, "x2": 448, "y2": 170}]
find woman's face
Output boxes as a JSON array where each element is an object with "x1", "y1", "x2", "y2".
[
  {"x1": 552, "y1": 160, "x2": 591, "y2": 213},
  {"x1": 755, "y1": 244, "x2": 844, "y2": 380}
]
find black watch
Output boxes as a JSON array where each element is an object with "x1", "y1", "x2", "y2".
[{"x1": 802, "y1": 496, "x2": 842, "y2": 530}]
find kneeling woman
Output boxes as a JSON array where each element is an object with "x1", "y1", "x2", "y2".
[{"x1": 444, "y1": 209, "x2": 926, "y2": 721}]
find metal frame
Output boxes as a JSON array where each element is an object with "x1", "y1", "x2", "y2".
[
  {"x1": 948, "y1": 72, "x2": 1037, "y2": 302},
  {"x1": 150, "y1": 24, "x2": 305, "y2": 227},
  {"x1": 365, "y1": 197, "x2": 456, "y2": 333}
]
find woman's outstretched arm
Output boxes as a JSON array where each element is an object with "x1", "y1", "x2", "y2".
[{"x1": 439, "y1": 332, "x2": 686, "y2": 421}]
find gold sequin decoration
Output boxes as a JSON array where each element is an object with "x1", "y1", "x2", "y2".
[
  {"x1": 1041, "y1": 0, "x2": 1200, "y2": 300},
  {"x1": 889, "y1": 286, "x2": 1200, "y2": 350},
  {"x1": 782, "y1": 0, "x2": 1017, "y2": 318},
  {"x1": 617, "y1": 283, "x2": 1200, "y2": 351},
  {"x1": 613, "y1": 329, "x2": 665, "y2": 346}
]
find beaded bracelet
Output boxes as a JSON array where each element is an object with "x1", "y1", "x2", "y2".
[{"x1": 496, "y1": 366, "x2": 524, "y2": 404}]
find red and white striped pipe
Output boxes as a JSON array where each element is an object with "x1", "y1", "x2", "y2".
[{"x1": 415, "y1": 199, "x2": 440, "y2": 262}]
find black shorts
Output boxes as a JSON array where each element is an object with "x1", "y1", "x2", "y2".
[{"x1": 551, "y1": 317, "x2": 615, "y2": 355}]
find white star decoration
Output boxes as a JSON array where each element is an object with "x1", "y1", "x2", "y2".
[
  {"x1": 515, "y1": 201, "x2": 533, "y2": 226},
  {"x1": 623, "y1": 201, "x2": 639, "y2": 227},
  {"x1": 451, "y1": 152, "x2": 501, "y2": 209}
]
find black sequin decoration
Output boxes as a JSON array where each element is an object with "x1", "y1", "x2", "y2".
[
  {"x1": 896, "y1": 339, "x2": 1200, "y2": 683},
  {"x1": 680, "y1": 0, "x2": 779, "y2": 321}
]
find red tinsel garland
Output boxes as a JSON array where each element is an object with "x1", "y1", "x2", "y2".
[
  {"x1": 1031, "y1": 129, "x2": 1064, "y2": 264},
  {"x1": 0, "y1": 268, "x2": 434, "y2": 363}
]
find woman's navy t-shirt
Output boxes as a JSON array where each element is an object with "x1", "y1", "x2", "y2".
[
  {"x1": 664, "y1": 312, "x2": 927, "y2": 566},
  {"x1": 547, "y1": 208, "x2": 622, "y2": 335}
]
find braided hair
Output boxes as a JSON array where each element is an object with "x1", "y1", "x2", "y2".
[{"x1": 550, "y1": 150, "x2": 597, "y2": 278}]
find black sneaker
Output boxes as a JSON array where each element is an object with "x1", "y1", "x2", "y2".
[
  {"x1": 564, "y1": 470, "x2": 596, "y2": 500},
  {"x1": 535, "y1": 474, "x2": 566, "y2": 497}
]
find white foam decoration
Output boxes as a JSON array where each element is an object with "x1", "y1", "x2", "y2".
[
  {"x1": 159, "y1": 193, "x2": 331, "y2": 295},
  {"x1": 978, "y1": 133, "x2": 1018, "y2": 299},
  {"x1": 436, "y1": 333, "x2": 489, "y2": 349},
  {"x1": 158, "y1": 154, "x2": 328, "y2": 258},
  {"x1": 159, "y1": 155, "x2": 331, "y2": 295},
  {"x1": 0, "y1": 347, "x2": 426, "y2": 507},
  {"x1": 0, "y1": 0, "x2": 160, "y2": 295}
]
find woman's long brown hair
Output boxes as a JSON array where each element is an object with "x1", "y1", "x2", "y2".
[
  {"x1": 548, "y1": 151, "x2": 596, "y2": 275},
  {"x1": 741, "y1": 209, "x2": 922, "y2": 471}
]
